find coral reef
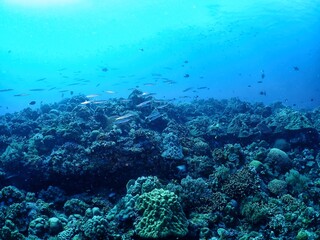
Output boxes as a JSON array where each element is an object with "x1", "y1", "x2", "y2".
[{"x1": 0, "y1": 94, "x2": 319, "y2": 239}]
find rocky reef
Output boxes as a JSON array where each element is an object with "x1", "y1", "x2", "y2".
[{"x1": 0, "y1": 91, "x2": 320, "y2": 239}]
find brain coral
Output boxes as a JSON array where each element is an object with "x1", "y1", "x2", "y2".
[{"x1": 134, "y1": 188, "x2": 188, "y2": 238}]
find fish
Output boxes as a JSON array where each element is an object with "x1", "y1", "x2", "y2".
[
  {"x1": 183, "y1": 87, "x2": 193, "y2": 92},
  {"x1": 116, "y1": 113, "x2": 135, "y2": 121},
  {"x1": 152, "y1": 73, "x2": 162, "y2": 77},
  {"x1": 108, "y1": 192, "x2": 116, "y2": 198},
  {"x1": 156, "y1": 103, "x2": 169, "y2": 109},
  {"x1": 105, "y1": 90, "x2": 116, "y2": 94},
  {"x1": 143, "y1": 83, "x2": 156, "y2": 86},
  {"x1": 184, "y1": 74, "x2": 190, "y2": 78},
  {"x1": 259, "y1": 91, "x2": 266, "y2": 96},
  {"x1": 146, "y1": 111, "x2": 163, "y2": 121},
  {"x1": 67, "y1": 83, "x2": 81, "y2": 86},
  {"x1": 29, "y1": 101, "x2": 36, "y2": 105},
  {"x1": 4, "y1": 173, "x2": 19, "y2": 180},
  {"x1": 14, "y1": 93, "x2": 29, "y2": 97},
  {"x1": 136, "y1": 100, "x2": 152, "y2": 108},
  {"x1": 0, "y1": 89, "x2": 14, "y2": 92},
  {"x1": 114, "y1": 118, "x2": 131, "y2": 125},
  {"x1": 86, "y1": 94, "x2": 100, "y2": 98},
  {"x1": 197, "y1": 87, "x2": 209, "y2": 90},
  {"x1": 92, "y1": 100, "x2": 107, "y2": 104},
  {"x1": 101, "y1": 67, "x2": 108, "y2": 72},
  {"x1": 36, "y1": 78, "x2": 47, "y2": 82},
  {"x1": 257, "y1": 81, "x2": 263, "y2": 84},
  {"x1": 293, "y1": 66, "x2": 299, "y2": 71},
  {"x1": 29, "y1": 89, "x2": 46, "y2": 91},
  {"x1": 59, "y1": 90, "x2": 69, "y2": 93},
  {"x1": 80, "y1": 100, "x2": 91, "y2": 105},
  {"x1": 176, "y1": 165, "x2": 186, "y2": 172},
  {"x1": 261, "y1": 70, "x2": 265, "y2": 79},
  {"x1": 138, "y1": 92, "x2": 156, "y2": 97}
]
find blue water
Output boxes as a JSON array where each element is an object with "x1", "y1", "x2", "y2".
[{"x1": 1, "y1": 0, "x2": 319, "y2": 114}]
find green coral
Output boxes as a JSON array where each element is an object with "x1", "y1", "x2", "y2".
[
  {"x1": 268, "y1": 179, "x2": 287, "y2": 196},
  {"x1": 135, "y1": 188, "x2": 188, "y2": 238},
  {"x1": 81, "y1": 216, "x2": 109, "y2": 239},
  {"x1": 63, "y1": 199, "x2": 89, "y2": 216},
  {"x1": 0, "y1": 220, "x2": 25, "y2": 240}
]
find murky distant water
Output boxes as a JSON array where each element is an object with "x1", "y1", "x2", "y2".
[{"x1": 0, "y1": 0, "x2": 319, "y2": 114}]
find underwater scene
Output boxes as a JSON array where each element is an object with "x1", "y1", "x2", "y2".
[{"x1": 1, "y1": 0, "x2": 320, "y2": 239}]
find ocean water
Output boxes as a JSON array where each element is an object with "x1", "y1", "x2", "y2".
[
  {"x1": 1, "y1": 0, "x2": 319, "y2": 114},
  {"x1": 1, "y1": 1, "x2": 320, "y2": 239}
]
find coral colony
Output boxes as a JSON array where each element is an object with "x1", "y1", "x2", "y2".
[{"x1": 0, "y1": 90, "x2": 319, "y2": 239}]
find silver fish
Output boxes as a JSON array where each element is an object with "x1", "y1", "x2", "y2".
[{"x1": 136, "y1": 100, "x2": 152, "y2": 108}]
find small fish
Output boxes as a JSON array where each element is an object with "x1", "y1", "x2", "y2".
[
  {"x1": 36, "y1": 78, "x2": 47, "y2": 82},
  {"x1": 176, "y1": 165, "x2": 186, "y2": 172},
  {"x1": 259, "y1": 91, "x2": 266, "y2": 96},
  {"x1": 261, "y1": 70, "x2": 265, "y2": 79},
  {"x1": 139, "y1": 92, "x2": 156, "y2": 97},
  {"x1": 29, "y1": 101, "x2": 36, "y2": 105},
  {"x1": 105, "y1": 90, "x2": 116, "y2": 94},
  {"x1": 81, "y1": 100, "x2": 91, "y2": 105},
  {"x1": 184, "y1": 74, "x2": 190, "y2": 78},
  {"x1": 139, "y1": 48, "x2": 144, "y2": 51},
  {"x1": 86, "y1": 94, "x2": 99, "y2": 98},
  {"x1": 5, "y1": 173, "x2": 19, "y2": 180},
  {"x1": 70, "y1": 91, "x2": 74, "y2": 95},
  {"x1": 96, "y1": 83, "x2": 101, "y2": 87},
  {"x1": 144, "y1": 83, "x2": 156, "y2": 86},
  {"x1": 29, "y1": 88, "x2": 46, "y2": 91},
  {"x1": 114, "y1": 118, "x2": 131, "y2": 125},
  {"x1": 183, "y1": 87, "x2": 193, "y2": 92},
  {"x1": 67, "y1": 83, "x2": 80, "y2": 86},
  {"x1": 136, "y1": 100, "x2": 152, "y2": 108},
  {"x1": 101, "y1": 67, "x2": 108, "y2": 72},
  {"x1": 257, "y1": 81, "x2": 263, "y2": 84},
  {"x1": 92, "y1": 100, "x2": 107, "y2": 104},
  {"x1": 152, "y1": 73, "x2": 162, "y2": 77},
  {"x1": 184, "y1": 60, "x2": 188, "y2": 63},
  {"x1": 146, "y1": 111, "x2": 163, "y2": 122},
  {"x1": 14, "y1": 93, "x2": 29, "y2": 97},
  {"x1": 59, "y1": 90, "x2": 69, "y2": 93},
  {"x1": 157, "y1": 103, "x2": 169, "y2": 109},
  {"x1": 108, "y1": 192, "x2": 116, "y2": 198},
  {"x1": 197, "y1": 87, "x2": 209, "y2": 90},
  {"x1": 116, "y1": 113, "x2": 134, "y2": 121},
  {"x1": 293, "y1": 66, "x2": 299, "y2": 71},
  {"x1": 163, "y1": 79, "x2": 176, "y2": 84},
  {"x1": 0, "y1": 89, "x2": 14, "y2": 92}
]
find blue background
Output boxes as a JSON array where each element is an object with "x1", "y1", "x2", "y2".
[{"x1": 0, "y1": 0, "x2": 319, "y2": 114}]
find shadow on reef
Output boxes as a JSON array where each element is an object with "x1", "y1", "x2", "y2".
[{"x1": 1, "y1": 90, "x2": 320, "y2": 239}]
